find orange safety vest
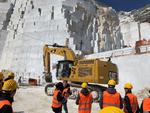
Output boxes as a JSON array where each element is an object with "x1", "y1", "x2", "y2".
[
  {"x1": 102, "y1": 91, "x2": 121, "y2": 108},
  {"x1": 124, "y1": 93, "x2": 138, "y2": 113},
  {"x1": 0, "y1": 100, "x2": 13, "y2": 113},
  {"x1": 63, "y1": 87, "x2": 70, "y2": 99},
  {"x1": 78, "y1": 92, "x2": 93, "y2": 113},
  {"x1": 143, "y1": 98, "x2": 150, "y2": 112},
  {"x1": 51, "y1": 89, "x2": 62, "y2": 108}
]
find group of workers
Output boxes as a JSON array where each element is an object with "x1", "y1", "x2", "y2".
[
  {"x1": 0, "y1": 71, "x2": 18, "y2": 113},
  {"x1": 52, "y1": 80, "x2": 72, "y2": 113},
  {"x1": 0, "y1": 71, "x2": 149, "y2": 113},
  {"x1": 51, "y1": 79, "x2": 150, "y2": 113}
]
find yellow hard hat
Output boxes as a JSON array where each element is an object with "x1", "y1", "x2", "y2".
[
  {"x1": 108, "y1": 79, "x2": 116, "y2": 86},
  {"x1": 99, "y1": 106, "x2": 125, "y2": 113},
  {"x1": 81, "y1": 82, "x2": 87, "y2": 88},
  {"x1": 7, "y1": 72, "x2": 15, "y2": 77},
  {"x1": 2, "y1": 79, "x2": 18, "y2": 91},
  {"x1": 0, "y1": 72, "x2": 4, "y2": 81},
  {"x1": 124, "y1": 83, "x2": 133, "y2": 89}
]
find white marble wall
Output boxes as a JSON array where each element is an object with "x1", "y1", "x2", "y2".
[
  {"x1": 0, "y1": 2, "x2": 10, "y2": 29},
  {"x1": 96, "y1": 6, "x2": 123, "y2": 52},
  {"x1": 1, "y1": 0, "x2": 149, "y2": 82},
  {"x1": 0, "y1": 1, "x2": 11, "y2": 60},
  {"x1": 0, "y1": 0, "x2": 70, "y2": 79},
  {"x1": 86, "y1": 51, "x2": 150, "y2": 92},
  {"x1": 119, "y1": 12, "x2": 150, "y2": 47},
  {"x1": 62, "y1": 1, "x2": 122, "y2": 53}
]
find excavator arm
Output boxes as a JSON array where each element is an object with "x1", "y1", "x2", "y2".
[{"x1": 43, "y1": 44, "x2": 76, "y2": 82}]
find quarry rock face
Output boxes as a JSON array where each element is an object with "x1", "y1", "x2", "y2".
[
  {"x1": 96, "y1": 6, "x2": 123, "y2": 52},
  {"x1": 62, "y1": 0, "x2": 123, "y2": 53},
  {"x1": 0, "y1": 1, "x2": 12, "y2": 60},
  {"x1": 0, "y1": 0, "x2": 123, "y2": 79},
  {"x1": 119, "y1": 5, "x2": 150, "y2": 47},
  {"x1": 0, "y1": 0, "x2": 149, "y2": 84},
  {"x1": 0, "y1": 0, "x2": 70, "y2": 79}
]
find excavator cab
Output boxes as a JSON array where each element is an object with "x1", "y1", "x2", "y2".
[
  {"x1": 56, "y1": 60, "x2": 74, "y2": 79},
  {"x1": 108, "y1": 71, "x2": 118, "y2": 84}
]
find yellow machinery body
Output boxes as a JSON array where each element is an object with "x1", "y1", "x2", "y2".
[
  {"x1": 43, "y1": 44, "x2": 118, "y2": 85},
  {"x1": 57, "y1": 59, "x2": 118, "y2": 85}
]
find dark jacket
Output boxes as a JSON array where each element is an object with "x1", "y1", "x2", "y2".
[
  {"x1": 63, "y1": 84, "x2": 72, "y2": 96},
  {"x1": 0, "y1": 93, "x2": 13, "y2": 113},
  {"x1": 76, "y1": 88, "x2": 90, "y2": 105},
  {"x1": 124, "y1": 92, "x2": 140, "y2": 113},
  {"x1": 100, "y1": 87, "x2": 123, "y2": 109}
]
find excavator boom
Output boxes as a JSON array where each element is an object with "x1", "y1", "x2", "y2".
[{"x1": 43, "y1": 44, "x2": 76, "y2": 82}]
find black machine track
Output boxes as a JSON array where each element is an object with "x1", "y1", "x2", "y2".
[{"x1": 45, "y1": 82, "x2": 107, "y2": 101}]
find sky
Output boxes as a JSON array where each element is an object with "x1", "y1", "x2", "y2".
[{"x1": 98, "y1": 0, "x2": 150, "y2": 11}]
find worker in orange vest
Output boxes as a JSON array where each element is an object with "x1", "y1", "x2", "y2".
[
  {"x1": 51, "y1": 82, "x2": 64, "y2": 113},
  {"x1": 140, "y1": 90, "x2": 150, "y2": 113},
  {"x1": 100, "y1": 79, "x2": 123, "y2": 109},
  {"x1": 123, "y1": 83, "x2": 140, "y2": 113},
  {"x1": 0, "y1": 79, "x2": 18, "y2": 113},
  {"x1": 76, "y1": 82, "x2": 93, "y2": 113},
  {"x1": 62, "y1": 80, "x2": 72, "y2": 113}
]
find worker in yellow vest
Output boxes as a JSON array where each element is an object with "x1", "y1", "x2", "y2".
[{"x1": 140, "y1": 90, "x2": 150, "y2": 113}]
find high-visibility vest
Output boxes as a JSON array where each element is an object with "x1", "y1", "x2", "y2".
[
  {"x1": 143, "y1": 98, "x2": 150, "y2": 112},
  {"x1": 63, "y1": 87, "x2": 70, "y2": 99},
  {"x1": 102, "y1": 91, "x2": 121, "y2": 108},
  {"x1": 124, "y1": 93, "x2": 138, "y2": 113},
  {"x1": 0, "y1": 100, "x2": 13, "y2": 113},
  {"x1": 78, "y1": 92, "x2": 93, "y2": 113},
  {"x1": 51, "y1": 89, "x2": 62, "y2": 108}
]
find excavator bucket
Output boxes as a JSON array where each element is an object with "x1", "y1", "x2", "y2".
[{"x1": 44, "y1": 72, "x2": 52, "y2": 82}]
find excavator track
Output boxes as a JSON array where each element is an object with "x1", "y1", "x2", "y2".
[
  {"x1": 45, "y1": 83, "x2": 107, "y2": 101},
  {"x1": 68, "y1": 83, "x2": 107, "y2": 101},
  {"x1": 44, "y1": 83, "x2": 55, "y2": 96},
  {"x1": 88, "y1": 84, "x2": 107, "y2": 102}
]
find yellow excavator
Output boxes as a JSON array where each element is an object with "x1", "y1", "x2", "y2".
[{"x1": 43, "y1": 43, "x2": 118, "y2": 100}]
